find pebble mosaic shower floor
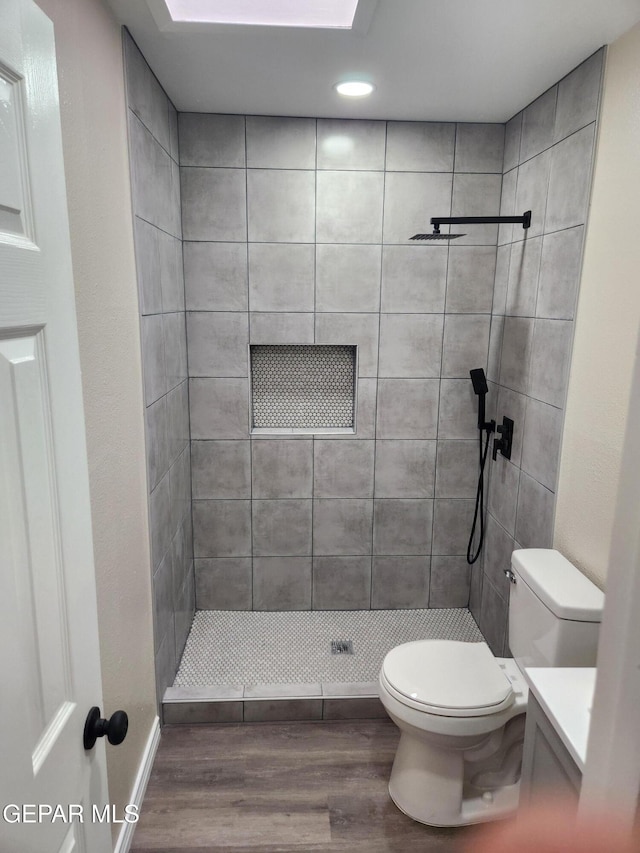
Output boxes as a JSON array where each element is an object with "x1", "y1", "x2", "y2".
[{"x1": 174, "y1": 608, "x2": 484, "y2": 686}]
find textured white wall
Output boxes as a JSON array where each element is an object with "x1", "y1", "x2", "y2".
[
  {"x1": 555, "y1": 21, "x2": 640, "y2": 587},
  {"x1": 34, "y1": 0, "x2": 157, "y2": 837}
]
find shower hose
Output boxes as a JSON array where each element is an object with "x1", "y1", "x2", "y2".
[{"x1": 466, "y1": 425, "x2": 492, "y2": 564}]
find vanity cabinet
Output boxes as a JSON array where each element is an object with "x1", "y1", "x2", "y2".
[{"x1": 519, "y1": 692, "x2": 582, "y2": 809}]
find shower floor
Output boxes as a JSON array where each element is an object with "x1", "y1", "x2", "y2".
[{"x1": 164, "y1": 608, "x2": 484, "y2": 724}]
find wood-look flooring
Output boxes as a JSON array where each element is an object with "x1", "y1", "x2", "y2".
[{"x1": 131, "y1": 719, "x2": 473, "y2": 852}]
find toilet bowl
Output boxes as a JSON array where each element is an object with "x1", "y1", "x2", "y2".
[
  {"x1": 378, "y1": 549, "x2": 605, "y2": 828},
  {"x1": 379, "y1": 639, "x2": 528, "y2": 826}
]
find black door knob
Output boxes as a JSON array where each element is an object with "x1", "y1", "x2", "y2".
[{"x1": 83, "y1": 706, "x2": 129, "y2": 750}]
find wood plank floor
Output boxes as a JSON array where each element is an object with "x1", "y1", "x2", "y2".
[{"x1": 131, "y1": 719, "x2": 474, "y2": 852}]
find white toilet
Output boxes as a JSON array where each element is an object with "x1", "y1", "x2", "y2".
[{"x1": 378, "y1": 548, "x2": 604, "y2": 827}]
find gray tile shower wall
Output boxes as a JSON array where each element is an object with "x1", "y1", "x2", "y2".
[
  {"x1": 123, "y1": 31, "x2": 195, "y2": 704},
  {"x1": 473, "y1": 50, "x2": 604, "y2": 654},
  {"x1": 180, "y1": 112, "x2": 506, "y2": 612}
]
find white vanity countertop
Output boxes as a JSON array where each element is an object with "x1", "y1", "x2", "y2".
[{"x1": 524, "y1": 667, "x2": 597, "y2": 772}]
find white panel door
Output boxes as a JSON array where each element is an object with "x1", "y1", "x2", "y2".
[{"x1": 0, "y1": 1, "x2": 112, "y2": 851}]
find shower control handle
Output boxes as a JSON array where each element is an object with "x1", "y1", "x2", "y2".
[
  {"x1": 83, "y1": 706, "x2": 129, "y2": 750},
  {"x1": 492, "y1": 416, "x2": 514, "y2": 461}
]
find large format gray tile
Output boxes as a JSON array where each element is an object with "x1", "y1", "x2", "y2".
[
  {"x1": 498, "y1": 168, "x2": 517, "y2": 245},
  {"x1": 181, "y1": 167, "x2": 247, "y2": 241},
  {"x1": 376, "y1": 379, "x2": 439, "y2": 439},
  {"x1": 383, "y1": 172, "x2": 453, "y2": 244},
  {"x1": 315, "y1": 313, "x2": 379, "y2": 376},
  {"x1": 545, "y1": 124, "x2": 596, "y2": 233},
  {"x1": 520, "y1": 86, "x2": 557, "y2": 162},
  {"x1": 373, "y1": 499, "x2": 433, "y2": 555},
  {"x1": 503, "y1": 112, "x2": 522, "y2": 173},
  {"x1": 141, "y1": 314, "x2": 166, "y2": 405},
  {"x1": 163, "y1": 701, "x2": 243, "y2": 725},
  {"x1": 146, "y1": 396, "x2": 169, "y2": 491},
  {"x1": 521, "y1": 398, "x2": 563, "y2": 490},
  {"x1": 487, "y1": 457, "x2": 520, "y2": 537},
  {"x1": 252, "y1": 500, "x2": 312, "y2": 556},
  {"x1": 372, "y1": 556, "x2": 430, "y2": 608},
  {"x1": 317, "y1": 119, "x2": 386, "y2": 170},
  {"x1": 480, "y1": 578, "x2": 508, "y2": 656},
  {"x1": 153, "y1": 552, "x2": 174, "y2": 662},
  {"x1": 515, "y1": 471, "x2": 555, "y2": 549},
  {"x1": 381, "y1": 245, "x2": 447, "y2": 312},
  {"x1": 246, "y1": 116, "x2": 316, "y2": 169},
  {"x1": 314, "y1": 440, "x2": 375, "y2": 498},
  {"x1": 312, "y1": 557, "x2": 372, "y2": 610},
  {"x1": 187, "y1": 312, "x2": 248, "y2": 377},
  {"x1": 253, "y1": 557, "x2": 312, "y2": 610},
  {"x1": 149, "y1": 472, "x2": 171, "y2": 570},
  {"x1": 316, "y1": 244, "x2": 381, "y2": 312},
  {"x1": 243, "y1": 699, "x2": 322, "y2": 722},
  {"x1": 316, "y1": 171, "x2": 384, "y2": 244},
  {"x1": 429, "y1": 556, "x2": 471, "y2": 608},
  {"x1": 169, "y1": 446, "x2": 191, "y2": 530},
  {"x1": 537, "y1": 226, "x2": 583, "y2": 320},
  {"x1": 163, "y1": 312, "x2": 188, "y2": 391},
  {"x1": 514, "y1": 151, "x2": 551, "y2": 239},
  {"x1": 441, "y1": 314, "x2": 490, "y2": 378},
  {"x1": 487, "y1": 316, "x2": 504, "y2": 384},
  {"x1": 554, "y1": 50, "x2": 603, "y2": 142},
  {"x1": 168, "y1": 101, "x2": 179, "y2": 162},
  {"x1": 435, "y1": 439, "x2": 479, "y2": 498},
  {"x1": 124, "y1": 31, "x2": 170, "y2": 153},
  {"x1": 195, "y1": 558, "x2": 252, "y2": 609},
  {"x1": 385, "y1": 121, "x2": 455, "y2": 171},
  {"x1": 432, "y1": 499, "x2": 475, "y2": 556},
  {"x1": 506, "y1": 236, "x2": 542, "y2": 318},
  {"x1": 499, "y1": 317, "x2": 534, "y2": 395},
  {"x1": 438, "y1": 379, "x2": 481, "y2": 439},
  {"x1": 192, "y1": 499, "x2": 252, "y2": 558},
  {"x1": 184, "y1": 242, "x2": 248, "y2": 311},
  {"x1": 492, "y1": 245, "x2": 511, "y2": 316},
  {"x1": 445, "y1": 246, "x2": 496, "y2": 313},
  {"x1": 455, "y1": 123, "x2": 505, "y2": 173},
  {"x1": 249, "y1": 312, "x2": 314, "y2": 344},
  {"x1": 189, "y1": 378, "x2": 249, "y2": 439},
  {"x1": 378, "y1": 314, "x2": 444, "y2": 378},
  {"x1": 129, "y1": 114, "x2": 173, "y2": 230},
  {"x1": 528, "y1": 319, "x2": 573, "y2": 408},
  {"x1": 158, "y1": 231, "x2": 184, "y2": 313},
  {"x1": 313, "y1": 499, "x2": 373, "y2": 556},
  {"x1": 374, "y1": 440, "x2": 436, "y2": 498},
  {"x1": 248, "y1": 243, "x2": 315, "y2": 312},
  {"x1": 134, "y1": 217, "x2": 162, "y2": 315},
  {"x1": 451, "y1": 174, "x2": 502, "y2": 246},
  {"x1": 252, "y1": 440, "x2": 313, "y2": 498},
  {"x1": 178, "y1": 113, "x2": 245, "y2": 167},
  {"x1": 247, "y1": 169, "x2": 315, "y2": 243},
  {"x1": 191, "y1": 440, "x2": 251, "y2": 499},
  {"x1": 483, "y1": 513, "x2": 514, "y2": 603}
]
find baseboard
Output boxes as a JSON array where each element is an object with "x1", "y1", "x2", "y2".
[{"x1": 113, "y1": 715, "x2": 161, "y2": 853}]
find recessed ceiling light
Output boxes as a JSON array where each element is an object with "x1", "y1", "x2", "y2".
[{"x1": 335, "y1": 81, "x2": 375, "y2": 98}]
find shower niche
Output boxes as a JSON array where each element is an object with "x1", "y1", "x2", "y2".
[{"x1": 250, "y1": 344, "x2": 357, "y2": 434}]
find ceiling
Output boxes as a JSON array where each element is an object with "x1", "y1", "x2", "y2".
[{"x1": 105, "y1": 0, "x2": 640, "y2": 122}]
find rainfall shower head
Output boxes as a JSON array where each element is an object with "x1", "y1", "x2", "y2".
[{"x1": 410, "y1": 231, "x2": 466, "y2": 241}]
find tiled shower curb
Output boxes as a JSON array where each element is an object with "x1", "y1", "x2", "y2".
[{"x1": 163, "y1": 681, "x2": 386, "y2": 724}]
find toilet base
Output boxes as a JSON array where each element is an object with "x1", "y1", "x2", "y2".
[{"x1": 388, "y1": 729, "x2": 521, "y2": 827}]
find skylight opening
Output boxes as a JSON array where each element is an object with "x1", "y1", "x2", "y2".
[{"x1": 164, "y1": 0, "x2": 361, "y2": 29}]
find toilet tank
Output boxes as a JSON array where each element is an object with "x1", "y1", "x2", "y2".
[{"x1": 508, "y1": 549, "x2": 604, "y2": 670}]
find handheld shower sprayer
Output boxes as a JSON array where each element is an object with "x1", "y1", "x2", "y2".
[{"x1": 467, "y1": 369, "x2": 494, "y2": 565}]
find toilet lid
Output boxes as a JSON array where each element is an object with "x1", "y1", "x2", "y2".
[{"x1": 382, "y1": 640, "x2": 514, "y2": 717}]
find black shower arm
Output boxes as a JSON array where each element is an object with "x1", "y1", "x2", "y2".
[{"x1": 430, "y1": 210, "x2": 531, "y2": 232}]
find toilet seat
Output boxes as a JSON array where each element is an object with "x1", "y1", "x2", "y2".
[{"x1": 381, "y1": 640, "x2": 514, "y2": 717}]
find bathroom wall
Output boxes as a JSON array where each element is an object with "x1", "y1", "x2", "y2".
[
  {"x1": 34, "y1": 0, "x2": 157, "y2": 838},
  {"x1": 180, "y1": 114, "x2": 506, "y2": 613},
  {"x1": 555, "y1": 23, "x2": 640, "y2": 587},
  {"x1": 123, "y1": 31, "x2": 194, "y2": 702},
  {"x1": 472, "y1": 50, "x2": 604, "y2": 653}
]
